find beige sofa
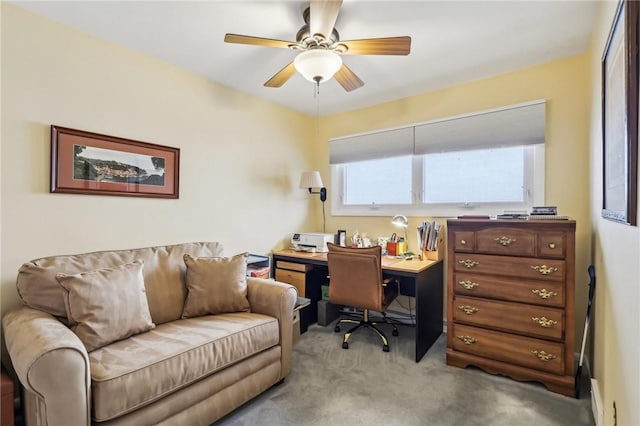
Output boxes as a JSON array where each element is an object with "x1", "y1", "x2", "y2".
[{"x1": 2, "y1": 242, "x2": 297, "y2": 426}]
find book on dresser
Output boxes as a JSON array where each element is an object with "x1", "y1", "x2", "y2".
[{"x1": 446, "y1": 218, "x2": 576, "y2": 397}]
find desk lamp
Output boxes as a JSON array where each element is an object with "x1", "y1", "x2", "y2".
[
  {"x1": 391, "y1": 214, "x2": 409, "y2": 248},
  {"x1": 300, "y1": 171, "x2": 327, "y2": 232}
]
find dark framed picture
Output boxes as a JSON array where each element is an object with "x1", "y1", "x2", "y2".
[
  {"x1": 51, "y1": 126, "x2": 180, "y2": 198},
  {"x1": 601, "y1": 0, "x2": 638, "y2": 225}
]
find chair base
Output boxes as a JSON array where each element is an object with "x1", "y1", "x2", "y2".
[{"x1": 334, "y1": 309, "x2": 398, "y2": 352}]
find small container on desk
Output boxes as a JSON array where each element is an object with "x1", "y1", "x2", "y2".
[
  {"x1": 422, "y1": 239, "x2": 444, "y2": 261},
  {"x1": 387, "y1": 241, "x2": 407, "y2": 256}
]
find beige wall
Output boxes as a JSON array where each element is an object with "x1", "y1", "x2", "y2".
[
  {"x1": 318, "y1": 53, "x2": 592, "y2": 344},
  {"x1": 0, "y1": 4, "x2": 318, "y2": 319},
  {"x1": 589, "y1": 3, "x2": 640, "y2": 426}
]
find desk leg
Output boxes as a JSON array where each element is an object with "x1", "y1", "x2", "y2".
[{"x1": 414, "y1": 261, "x2": 444, "y2": 362}]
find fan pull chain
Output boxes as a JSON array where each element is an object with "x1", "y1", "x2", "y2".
[{"x1": 315, "y1": 81, "x2": 320, "y2": 135}]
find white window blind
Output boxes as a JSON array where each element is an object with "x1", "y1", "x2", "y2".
[
  {"x1": 329, "y1": 100, "x2": 546, "y2": 216},
  {"x1": 414, "y1": 101, "x2": 545, "y2": 154},
  {"x1": 329, "y1": 127, "x2": 414, "y2": 164}
]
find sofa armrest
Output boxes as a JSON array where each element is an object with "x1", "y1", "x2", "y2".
[
  {"x1": 246, "y1": 278, "x2": 297, "y2": 379},
  {"x1": 2, "y1": 307, "x2": 91, "y2": 426}
]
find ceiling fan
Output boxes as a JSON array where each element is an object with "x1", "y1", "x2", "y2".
[{"x1": 224, "y1": 0, "x2": 411, "y2": 92}]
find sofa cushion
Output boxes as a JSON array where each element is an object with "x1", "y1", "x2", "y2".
[
  {"x1": 56, "y1": 261, "x2": 155, "y2": 352},
  {"x1": 16, "y1": 242, "x2": 224, "y2": 325},
  {"x1": 182, "y1": 253, "x2": 250, "y2": 318},
  {"x1": 88, "y1": 313, "x2": 279, "y2": 422}
]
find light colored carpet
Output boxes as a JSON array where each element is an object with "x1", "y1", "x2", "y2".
[{"x1": 217, "y1": 321, "x2": 594, "y2": 425}]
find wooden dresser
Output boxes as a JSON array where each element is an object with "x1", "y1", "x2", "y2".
[{"x1": 446, "y1": 219, "x2": 576, "y2": 396}]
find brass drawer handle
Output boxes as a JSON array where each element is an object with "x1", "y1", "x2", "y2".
[
  {"x1": 457, "y1": 305, "x2": 479, "y2": 315},
  {"x1": 532, "y1": 289, "x2": 558, "y2": 299},
  {"x1": 531, "y1": 288, "x2": 558, "y2": 299},
  {"x1": 495, "y1": 236, "x2": 516, "y2": 246},
  {"x1": 459, "y1": 259, "x2": 479, "y2": 268},
  {"x1": 531, "y1": 265, "x2": 558, "y2": 275},
  {"x1": 548, "y1": 243, "x2": 556, "y2": 249},
  {"x1": 531, "y1": 350, "x2": 557, "y2": 362},
  {"x1": 459, "y1": 280, "x2": 479, "y2": 290},
  {"x1": 460, "y1": 239, "x2": 467, "y2": 245},
  {"x1": 457, "y1": 335, "x2": 477, "y2": 345},
  {"x1": 531, "y1": 316, "x2": 558, "y2": 328}
]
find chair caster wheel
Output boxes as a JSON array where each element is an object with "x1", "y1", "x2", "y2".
[
  {"x1": 392, "y1": 329, "x2": 399, "y2": 337},
  {"x1": 342, "y1": 342, "x2": 349, "y2": 349},
  {"x1": 334, "y1": 325, "x2": 341, "y2": 332},
  {"x1": 383, "y1": 345, "x2": 390, "y2": 352}
]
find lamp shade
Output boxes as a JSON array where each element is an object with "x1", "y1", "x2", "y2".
[
  {"x1": 299, "y1": 171, "x2": 324, "y2": 189},
  {"x1": 391, "y1": 215, "x2": 409, "y2": 228},
  {"x1": 294, "y1": 50, "x2": 342, "y2": 83}
]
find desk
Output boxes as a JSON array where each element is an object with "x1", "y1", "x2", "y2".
[{"x1": 272, "y1": 249, "x2": 444, "y2": 362}]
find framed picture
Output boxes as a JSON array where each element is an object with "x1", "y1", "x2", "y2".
[
  {"x1": 601, "y1": 0, "x2": 638, "y2": 225},
  {"x1": 51, "y1": 126, "x2": 180, "y2": 198}
]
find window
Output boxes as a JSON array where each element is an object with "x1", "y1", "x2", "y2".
[
  {"x1": 423, "y1": 146, "x2": 526, "y2": 204},
  {"x1": 330, "y1": 101, "x2": 546, "y2": 217},
  {"x1": 343, "y1": 156, "x2": 413, "y2": 205}
]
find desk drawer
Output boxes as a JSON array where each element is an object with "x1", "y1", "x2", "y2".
[
  {"x1": 452, "y1": 324, "x2": 565, "y2": 375},
  {"x1": 275, "y1": 268, "x2": 306, "y2": 297},
  {"x1": 453, "y1": 296, "x2": 564, "y2": 340},
  {"x1": 276, "y1": 260, "x2": 312, "y2": 272}
]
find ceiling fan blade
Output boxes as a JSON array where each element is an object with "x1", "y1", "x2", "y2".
[
  {"x1": 334, "y1": 64, "x2": 364, "y2": 92},
  {"x1": 264, "y1": 62, "x2": 297, "y2": 88},
  {"x1": 310, "y1": 0, "x2": 343, "y2": 40},
  {"x1": 224, "y1": 34, "x2": 294, "y2": 49},
  {"x1": 340, "y1": 36, "x2": 411, "y2": 55}
]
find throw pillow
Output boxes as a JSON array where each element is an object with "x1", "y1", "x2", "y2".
[
  {"x1": 182, "y1": 253, "x2": 250, "y2": 318},
  {"x1": 55, "y1": 260, "x2": 155, "y2": 352}
]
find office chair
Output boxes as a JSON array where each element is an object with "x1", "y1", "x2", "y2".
[{"x1": 326, "y1": 243, "x2": 399, "y2": 352}]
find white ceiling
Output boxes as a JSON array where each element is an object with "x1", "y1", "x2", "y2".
[{"x1": 13, "y1": 1, "x2": 600, "y2": 117}]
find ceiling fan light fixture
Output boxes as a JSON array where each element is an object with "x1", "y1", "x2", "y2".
[{"x1": 294, "y1": 49, "x2": 342, "y2": 83}]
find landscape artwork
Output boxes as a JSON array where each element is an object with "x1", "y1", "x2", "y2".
[
  {"x1": 73, "y1": 145, "x2": 166, "y2": 186},
  {"x1": 51, "y1": 125, "x2": 180, "y2": 198}
]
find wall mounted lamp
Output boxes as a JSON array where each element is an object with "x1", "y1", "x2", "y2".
[{"x1": 299, "y1": 171, "x2": 327, "y2": 202}]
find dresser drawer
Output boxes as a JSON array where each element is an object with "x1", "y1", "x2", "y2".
[
  {"x1": 538, "y1": 232, "x2": 567, "y2": 258},
  {"x1": 453, "y1": 231, "x2": 475, "y2": 252},
  {"x1": 453, "y1": 296, "x2": 564, "y2": 340},
  {"x1": 275, "y1": 268, "x2": 306, "y2": 297},
  {"x1": 452, "y1": 324, "x2": 565, "y2": 375},
  {"x1": 454, "y1": 254, "x2": 565, "y2": 281},
  {"x1": 454, "y1": 273, "x2": 565, "y2": 307},
  {"x1": 475, "y1": 227, "x2": 535, "y2": 256}
]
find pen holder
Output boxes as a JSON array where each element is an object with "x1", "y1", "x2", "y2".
[{"x1": 386, "y1": 241, "x2": 407, "y2": 256}]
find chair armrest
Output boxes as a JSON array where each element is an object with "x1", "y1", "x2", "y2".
[
  {"x1": 246, "y1": 278, "x2": 297, "y2": 379},
  {"x1": 2, "y1": 307, "x2": 91, "y2": 426}
]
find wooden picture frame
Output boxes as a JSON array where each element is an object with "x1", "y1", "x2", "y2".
[
  {"x1": 51, "y1": 126, "x2": 180, "y2": 198},
  {"x1": 601, "y1": 0, "x2": 638, "y2": 225}
]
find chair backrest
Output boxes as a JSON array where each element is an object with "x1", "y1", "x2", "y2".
[{"x1": 326, "y1": 243, "x2": 383, "y2": 311}]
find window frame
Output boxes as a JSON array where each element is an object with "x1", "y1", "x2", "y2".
[{"x1": 331, "y1": 144, "x2": 545, "y2": 217}]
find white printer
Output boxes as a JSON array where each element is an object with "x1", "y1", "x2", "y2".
[{"x1": 291, "y1": 233, "x2": 335, "y2": 252}]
